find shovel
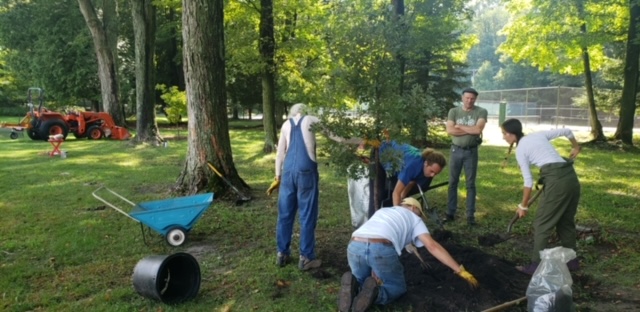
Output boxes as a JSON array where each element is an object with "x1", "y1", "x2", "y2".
[
  {"x1": 405, "y1": 244, "x2": 430, "y2": 270},
  {"x1": 417, "y1": 183, "x2": 445, "y2": 230},
  {"x1": 207, "y1": 162, "x2": 252, "y2": 204},
  {"x1": 478, "y1": 188, "x2": 542, "y2": 247}
]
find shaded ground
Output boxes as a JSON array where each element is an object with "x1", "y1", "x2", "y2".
[
  {"x1": 316, "y1": 230, "x2": 531, "y2": 311},
  {"x1": 311, "y1": 226, "x2": 640, "y2": 312}
]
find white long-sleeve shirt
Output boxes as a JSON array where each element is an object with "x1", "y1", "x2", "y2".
[{"x1": 515, "y1": 128, "x2": 575, "y2": 188}]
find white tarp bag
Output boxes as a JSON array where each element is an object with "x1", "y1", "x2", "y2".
[
  {"x1": 526, "y1": 247, "x2": 576, "y2": 312},
  {"x1": 347, "y1": 164, "x2": 369, "y2": 228}
]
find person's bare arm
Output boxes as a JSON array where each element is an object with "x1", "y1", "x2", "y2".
[
  {"x1": 401, "y1": 181, "x2": 417, "y2": 199},
  {"x1": 454, "y1": 118, "x2": 487, "y2": 135},
  {"x1": 419, "y1": 233, "x2": 462, "y2": 273},
  {"x1": 446, "y1": 120, "x2": 467, "y2": 136},
  {"x1": 517, "y1": 186, "x2": 533, "y2": 218},
  {"x1": 568, "y1": 137, "x2": 581, "y2": 159},
  {"x1": 392, "y1": 180, "x2": 407, "y2": 206}
]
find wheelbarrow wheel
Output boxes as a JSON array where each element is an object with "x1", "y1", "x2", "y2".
[{"x1": 166, "y1": 226, "x2": 187, "y2": 246}]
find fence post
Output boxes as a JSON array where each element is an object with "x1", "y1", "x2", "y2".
[
  {"x1": 498, "y1": 101, "x2": 507, "y2": 125},
  {"x1": 556, "y1": 87, "x2": 560, "y2": 129}
]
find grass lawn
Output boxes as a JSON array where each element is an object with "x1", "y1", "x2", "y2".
[{"x1": 1, "y1": 120, "x2": 639, "y2": 311}]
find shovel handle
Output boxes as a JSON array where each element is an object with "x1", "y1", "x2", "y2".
[
  {"x1": 507, "y1": 188, "x2": 543, "y2": 233},
  {"x1": 527, "y1": 187, "x2": 543, "y2": 206},
  {"x1": 506, "y1": 213, "x2": 519, "y2": 233},
  {"x1": 207, "y1": 162, "x2": 224, "y2": 177}
]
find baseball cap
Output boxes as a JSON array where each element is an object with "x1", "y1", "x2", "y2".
[
  {"x1": 401, "y1": 197, "x2": 423, "y2": 217},
  {"x1": 462, "y1": 87, "x2": 478, "y2": 96}
]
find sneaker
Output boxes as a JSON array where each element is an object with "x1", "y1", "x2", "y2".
[
  {"x1": 338, "y1": 272, "x2": 357, "y2": 312},
  {"x1": 276, "y1": 252, "x2": 289, "y2": 267},
  {"x1": 516, "y1": 262, "x2": 539, "y2": 275},
  {"x1": 298, "y1": 256, "x2": 321, "y2": 271},
  {"x1": 352, "y1": 277, "x2": 378, "y2": 312},
  {"x1": 566, "y1": 258, "x2": 580, "y2": 271}
]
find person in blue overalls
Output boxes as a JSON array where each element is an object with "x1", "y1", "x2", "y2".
[{"x1": 270, "y1": 103, "x2": 322, "y2": 271}]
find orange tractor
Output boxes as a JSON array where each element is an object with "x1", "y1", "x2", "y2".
[{"x1": 17, "y1": 88, "x2": 131, "y2": 141}]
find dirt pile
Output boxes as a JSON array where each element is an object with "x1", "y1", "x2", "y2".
[
  {"x1": 398, "y1": 242, "x2": 530, "y2": 311},
  {"x1": 318, "y1": 230, "x2": 532, "y2": 311}
]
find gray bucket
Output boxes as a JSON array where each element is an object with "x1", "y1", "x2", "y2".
[{"x1": 132, "y1": 252, "x2": 201, "y2": 304}]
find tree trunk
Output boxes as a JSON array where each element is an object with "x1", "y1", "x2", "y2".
[
  {"x1": 77, "y1": 0, "x2": 125, "y2": 126},
  {"x1": 176, "y1": 0, "x2": 249, "y2": 197},
  {"x1": 581, "y1": 48, "x2": 606, "y2": 141},
  {"x1": 393, "y1": 0, "x2": 406, "y2": 95},
  {"x1": 131, "y1": 0, "x2": 162, "y2": 144},
  {"x1": 576, "y1": 0, "x2": 605, "y2": 141},
  {"x1": 102, "y1": 0, "x2": 118, "y2": 81},
  {"x1": 260, "y1": 0, "x2": 278, "y2": 153},
  {"x1": 614, "y1": 0, "x2": 640, "y2": 145}
]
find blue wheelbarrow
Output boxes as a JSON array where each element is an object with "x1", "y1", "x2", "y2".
[{"x1": 92, "y1": 186, "x2": 214, "y2": 246}]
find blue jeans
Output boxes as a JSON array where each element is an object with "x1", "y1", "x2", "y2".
[
  {"x1": 276, "y1": 169, "x2": 319, "y2": 259},
  {"x1": 347, "y1": 241, "x2": 406, "y2": 305},
  {"x1": 447, "y1": 145, "x2": 478, "y2": 219}
]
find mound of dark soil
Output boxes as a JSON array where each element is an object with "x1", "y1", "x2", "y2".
[
  {"x1": 397, "y1": 242, "x2": 530, "y2": 311},
  {"x1": 317, "y1": 230, "x2": 531, "y2": 311}
]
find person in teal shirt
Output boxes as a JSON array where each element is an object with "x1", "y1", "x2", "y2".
[{"x1": 370, "y1": 141, "x2": 446, "y2": 215}]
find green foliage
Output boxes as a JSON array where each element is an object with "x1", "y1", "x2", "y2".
[
  {"x1": 0, "y1": 0, "x2": 100, "y2": 104},
  {"x1": 499, "y1": 0, "x2": 626, "y2": 75},
  {"x1": 156, "y1": 84, "x2": 186, "y2": 124}
]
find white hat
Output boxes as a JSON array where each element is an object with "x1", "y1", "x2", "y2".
[{"x1": 401, "y1": 197, "x2": 424, "y2": 218}]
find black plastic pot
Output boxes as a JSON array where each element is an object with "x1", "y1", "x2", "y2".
[{"x1": 132, "y1": 252, "x2": 201, "y2": 304}]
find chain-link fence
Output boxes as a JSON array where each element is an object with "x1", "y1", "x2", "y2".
[{"x1": 477, "y1": 86, "x2": 640, "y2": 129}]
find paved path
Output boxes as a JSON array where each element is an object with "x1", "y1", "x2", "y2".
[{"x1": 481, "y1": 120, "x2": 624, "y2": 147}]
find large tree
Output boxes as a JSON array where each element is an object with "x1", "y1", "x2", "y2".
[
  {"x1": 77, "y1": 0, "x2": 125, "y2": 126},
  {"x1": 130, "y1": 0, "x2": 162, "y2": 144},
  {"x1": 614, "y1": 0, "x2": 640, "y2": 145},
  {"x1": 259, "y1": 0, "x2": 278, "y2": 153},
  {"x1": 175, "y1": 0, "x2": 249, "y2": 196},
  {"x1": 498, "y1": 0, "x2": 627, "y2": 141}
]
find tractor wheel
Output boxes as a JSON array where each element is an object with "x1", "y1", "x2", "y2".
[
  {"x1": 86, "y1": 125, "x2": 104, "y2": 140},
  {"x1": 166, "y1": 227, "x2": 187, "y2": 246},
  {"x1": 38, "y1": 119, "x2": 69, "y2": 141},
  {"x1": 27, "y1": 129, "x2": 40, "y2": 140}
]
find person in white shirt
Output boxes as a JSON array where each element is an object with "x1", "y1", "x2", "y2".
[
  {"x1": 501, "y1": 118, "x2": 582, "y2": 275},
  {"x1": 338, "y1": 197, "x2": 478, "y2": 312}
]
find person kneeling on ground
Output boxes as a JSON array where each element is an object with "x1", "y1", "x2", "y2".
[{"x1": 339, "y1": 197, "x2": 479, "y2": 312}]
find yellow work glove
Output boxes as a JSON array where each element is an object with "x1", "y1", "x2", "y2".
[
  {"x1": 456, "y1": 265, "x2": 479, "y2": 288},
  {"x1": 266, "y1": 179, "x2": 280, "y2": 196},
  {"x1": 363, "y1": 139, "x2": 381, "y2": 148}
]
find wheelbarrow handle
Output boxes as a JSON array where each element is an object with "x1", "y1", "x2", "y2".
[{"x1": 92, "y1": 186, "x2": 139, "y2": 222}]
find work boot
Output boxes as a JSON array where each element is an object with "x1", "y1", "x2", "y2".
[
  {"x1": 566, "y1": 258, "x2": 580, "y2": 271},
  {"x1": 467, "y1": 217, "x2": 477, "y2": 226},
  {"x1": 276, "y1": 252, "x2": 289, "y2": 267},
  {"x1": 352, "y1": 277, "x2": 378, "y2": 312},
  {"x1": 516, "y1": 262, "x2": 539, "y2": 275},
  {"x1": 442, "y1": 213, "x2": 455, "y2": 223},
  {"x1": 338, "y1": 272, "x2": 357, "y2": 312},
  {"x1": 298, "y1": 256, "x2": 321, "y2": 271}
]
